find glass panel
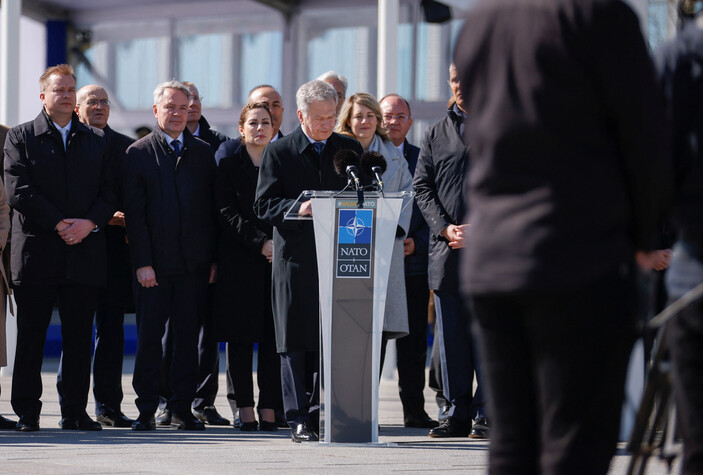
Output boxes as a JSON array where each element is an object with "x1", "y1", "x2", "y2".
[
  {"x1": 396, "y1": 23, "x2": 413, "y2": 100},
  {"x1": 114, "y1": 37, "x2": 169, "y2": 110},
  {"x1": 177, "y1": 33, "x2": 228, "y2": 108},
  {"x1": 307, "y1": 26, "x2": 371, "y2": 96},
  {"x1": 240, "y1": 31, "x2": 283, "y2": 103}
]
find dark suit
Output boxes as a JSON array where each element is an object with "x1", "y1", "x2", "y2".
[
  {"x1": 391, "y1": 140, "x2": 432, "y2": 419},
  {"x1": 215, "y1": 130, "x2": 284, "y2": 165},
  {"x1": 124, "y1": 128, "x2": 216, "y2": 418},
  {"x1": 254, "y1": 126, "x2": 362, "y2": 427},
  {"x1": 159, "y1": 115, "x2": 229, "y2": 414},
  {"x1": 4, "y1": 110, "x2": 117, "y2": 422},
  {"x1": 214, "y1": 146, "x2": 282, "y2": 412},
  {"x1": 455, "y1": 0, "x2": 669, "y2": 472},
  {"x1": 657, "y1": 22, "x2": 703, "y2": 474},
  {"x1": 413, "y1": 107, "x2": 485, "y2": 424}
]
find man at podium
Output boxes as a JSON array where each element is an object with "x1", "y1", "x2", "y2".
[{"x1": 254, "y1": 79, "x2": 363, "y2": 443}]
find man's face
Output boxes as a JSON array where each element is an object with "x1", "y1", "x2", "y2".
[
  {"x1": 153, "y1": 88, "x2": 189, "y2": 139},
  {"x1": 380, "y1": 96, "x2": 413, "y2": 147},
  {"x1": 40, "y1": 74, "x2": 76, "y2": 123},
  {"x1": 249, "y1": 87, "x2": 284, "y2": 136},
  {"x1": 449, "y1": 64, "x2": 465, "y2": 112},
  {"x1": 298, "y1": 99, "x2": 337, "y2": 142},
  {"x1": 76, "y1": 86, "x2": 110, "y2": 129},
  {"x1": 323, "y1": 78, "x2": 345, "y2": 115},
  {"x1": 186, "y1": 84, "x2": 202, "y2": 124}
]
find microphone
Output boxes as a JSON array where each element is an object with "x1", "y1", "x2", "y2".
[
  {"x1": 346, "y1": 165, "x2": 362, "y2": 190},
  {"x1": 359, "y1": 151, "x2": 387, "y2": 191},
  {"x1": 333, "y1": 149, "x2": 361, "y2": 186}
]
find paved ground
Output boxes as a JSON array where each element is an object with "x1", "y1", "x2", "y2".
[{"x1": 0, "y1": 357, "x2": 679, "y2": 474}]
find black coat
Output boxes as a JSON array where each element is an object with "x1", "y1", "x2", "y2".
[
  {"x1": 404, "y1": 140, "x2": 429, "y2": 278},
  {"x1": 3, "y1": 110, "x2": 118, "y2": 286},
  {"x1": 413, "y1": 110, "x2": 468, "y2": 292},
  {"x1": 215, "y1": 130, "x2": 284, "y2": 165},
  {"x1": 454, "y1": 0, "x2": 670, "y2": 295},
  {"x1": 101, "y1": 125, "x2": 135, "y2": 306},
  {"x1": 254, "y1": 126, "x2": 363, "y2": 353},
  {"x1": 213, "y1": 146, "x2": 272, "y2": 342},
  {"x1": 123, "y1": 128, "x2": 216, "y2": 276},
  {"x1": 196, "y1": 116, "x2": 229, "y2": 154}
]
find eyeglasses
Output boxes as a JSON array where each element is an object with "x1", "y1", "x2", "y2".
[
  {"x1": 382, "y1": 114, "x2": 408, "y2": 122},
  {"x1": 83, "y1": 99, "x2": 111, "y2": 107},
  {"x1": 190, "y1": 96, "x2": 203, "y2": 103}
]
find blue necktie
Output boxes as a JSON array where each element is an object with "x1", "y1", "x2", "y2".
[
  {"x1": 171, "y1": 139, "x2": 182, "y2": 155},
  {"x1": 313, "y1": 141, "x2": 324, "y2": 156}
]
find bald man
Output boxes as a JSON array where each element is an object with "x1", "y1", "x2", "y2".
[{"x1": 68, "y1": 85, "x2": 135, "y2": 427}]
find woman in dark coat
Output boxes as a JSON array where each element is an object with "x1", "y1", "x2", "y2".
[{"x1": 213, "y1": 102, "x2": 281, "y2": 431}]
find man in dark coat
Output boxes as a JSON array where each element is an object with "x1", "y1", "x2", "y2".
[
  {"x1": 656, "y1": 15, "x2": 703, "y2": 474},
  {"x1": 380, "y1": 94, "x2": 437, "y2": 429},
  {"x1": 254, "y1": 79, "x2": 363, "y2": 443},
  {"x1": 153, "y1": 81, "x2": 230, "y2": 427},
  {"x1": 124, "y1": 80, "x2": 217, "y2": 431},
  {"x1": 455, "y1": 0, "x2": 670, "y2": 472},
  {"x1": 4, "y1": 64, "x2": 118, "y2": 432},
  {"x1": 413, "y1": 66, "x2": 487, "y2": 439},
  {"x1": 215, "y1": 85, "x2": 285, "y2": 165},
  {"x1": 57, "y1": 84, "x2": 134, "y2": 428}
]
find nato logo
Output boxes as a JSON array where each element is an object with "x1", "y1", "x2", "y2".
[{"x1": 338, "y1": 209, "x2": 373, "y2": 244}]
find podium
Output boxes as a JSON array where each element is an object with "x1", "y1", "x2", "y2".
[{"x1": 285, "y1": 190, "x2": 414, "y2": 444}]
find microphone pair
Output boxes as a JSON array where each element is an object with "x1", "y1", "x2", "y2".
[{"x1": 333, "y1": 150, "x2": 387, "y2": 192}]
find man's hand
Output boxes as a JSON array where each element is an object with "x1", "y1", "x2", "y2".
[
  {"x1": 636, "y1": 249, "x2": 673, "y2": 272},
  {"x1": 403, "y1": 237, "x2": 415, "y2": 257},
  {"x1": 442, "y1": 224, "x2": 469, "y2": 249},
  {"x1": 108, "y1": 211, "x2": 126, "y2": 227},
  {"x1": 261, "y1": 239, "x2": 274, "y2": 263},
  {"x1": 57, "y1": 218, "x2": 97, "y2": 245},
  {"x1": 209, "y1": 263, "x2": 217, "y2": 284},
  {"x1": 298, "y1": 200, "x2": 313, "y2": 217},
  {"x1": 136, "y1": 266, "x2": 158, "y2": 288}
]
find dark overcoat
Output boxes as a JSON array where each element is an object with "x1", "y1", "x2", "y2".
[
  {"x1": 213, "y1": 146, "x2": 273, "y2": 343},
  {"x1": 3, "y1": 110, "x2": 118, "y2": 287},
  {"x1": 123, "y1": 128, "x2": 216, "y2": 276},
  {"x1": 254, "y1": 126, "x2": 363, "y2": 353},
  {"x1": 196, "y1": 116, "x2": 229, "y2": 154},
  {"x1": 413, "y1": 109, "x2": 468, "y2": 292}
]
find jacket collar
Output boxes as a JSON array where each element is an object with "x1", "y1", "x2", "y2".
[
  {"x1": 198, "y1": 115, "x2": 212, "y2": 133},
  {"x1": 34, "y1": 109, "x2": 88, "y2": 137}
]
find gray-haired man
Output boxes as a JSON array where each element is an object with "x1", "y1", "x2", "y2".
[
  {"x1": 254, "y1": 80, "x2": 363, "y2": 442},
  {"x1": 124, "y1": 81, "x2": 217, "y2": 431}
]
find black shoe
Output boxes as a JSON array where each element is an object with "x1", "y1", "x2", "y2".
[
  {"x1": 132, "y1": 415, "x2": 156, "y2": 431},
  {"x1": 291, "y1": 422, "x2": 318, "y2": 443},
  {"x1": 171, "y1": 413, "x2": 205, "y2": 431},
  {"x1": 469, "y1": 417, "x2": 489, "y2": 439},
  {"x1": 193, "y1": 406, "x2": 230, "y2": 426},
  {"x1": 156, "y1": 409, "x2": 171, "y2": 426},
  {"x1": 240, "y1": 420, "x2": 258, "y2": 431},
  {"x1": 16, "y1": 417, "x2": 39, "y2": 432},
  {"x1": 0, "y1": 415, "x2": 17, "y2": 430},
  {"x1": 259, "y1": 420, "x2": 278, "y2": 432},
  {"x1": 428, "y1": 417, "x2": 470, "y2": 438},
  {"x1": 60, "y1": 415, "x2": 102, "y2": 431},
  {"x1": 404, "y1": 412, "x2": 440, "y2": 429},
  {"x1": 438, "y1": 405, "x2": 451, "y2": 422},
  {"x1": 96, "y1": 411, "x2": 135, "y2": 428}
]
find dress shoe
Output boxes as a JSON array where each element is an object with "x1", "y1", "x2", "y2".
[
  {"x1": 96, "y1": 411, "x2": 135, "y2": 428},
  {"x1": 156, "y1": 409, "x2": 171, "y2": 426},
  {"x1": 438, "y1": 405, "x2": 451, "y2": 422},
  {"x1": 0, "y1": 415, "x2": 17, "y2": 430},
  {"x1": 469, "y1": 417, "x2": 489, "y2": 439},
  {"x1": 60, "y1": 415, "x2": 102, "y2": 431},
  {"x1": 239, "y1": 420, "x2": 258, "y2": 432},
  {"x1": 16, "y1": 417, "x2": 39, "y2": 432},
  {"x1": 404, "y1": 412, "x2": 439, "y2": 429},
  {"x1": 428, "y1": 417, "x2": 470, "y2": 438},
  {"x1": 131, "y1": 415, "x2": 156, "y2": 431},
  {"x1": 193, "y1": 406, "x2": 230, "y2": 426},
  {"x1": 171, "y1": 413, "x2": 205, "y2": 431},
  {"x1": 291, "y1": 422, "x2": 318, "y2": 443},
  {"x1": 259, "y1": 420, "x2": 278, "y2": 432}
]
